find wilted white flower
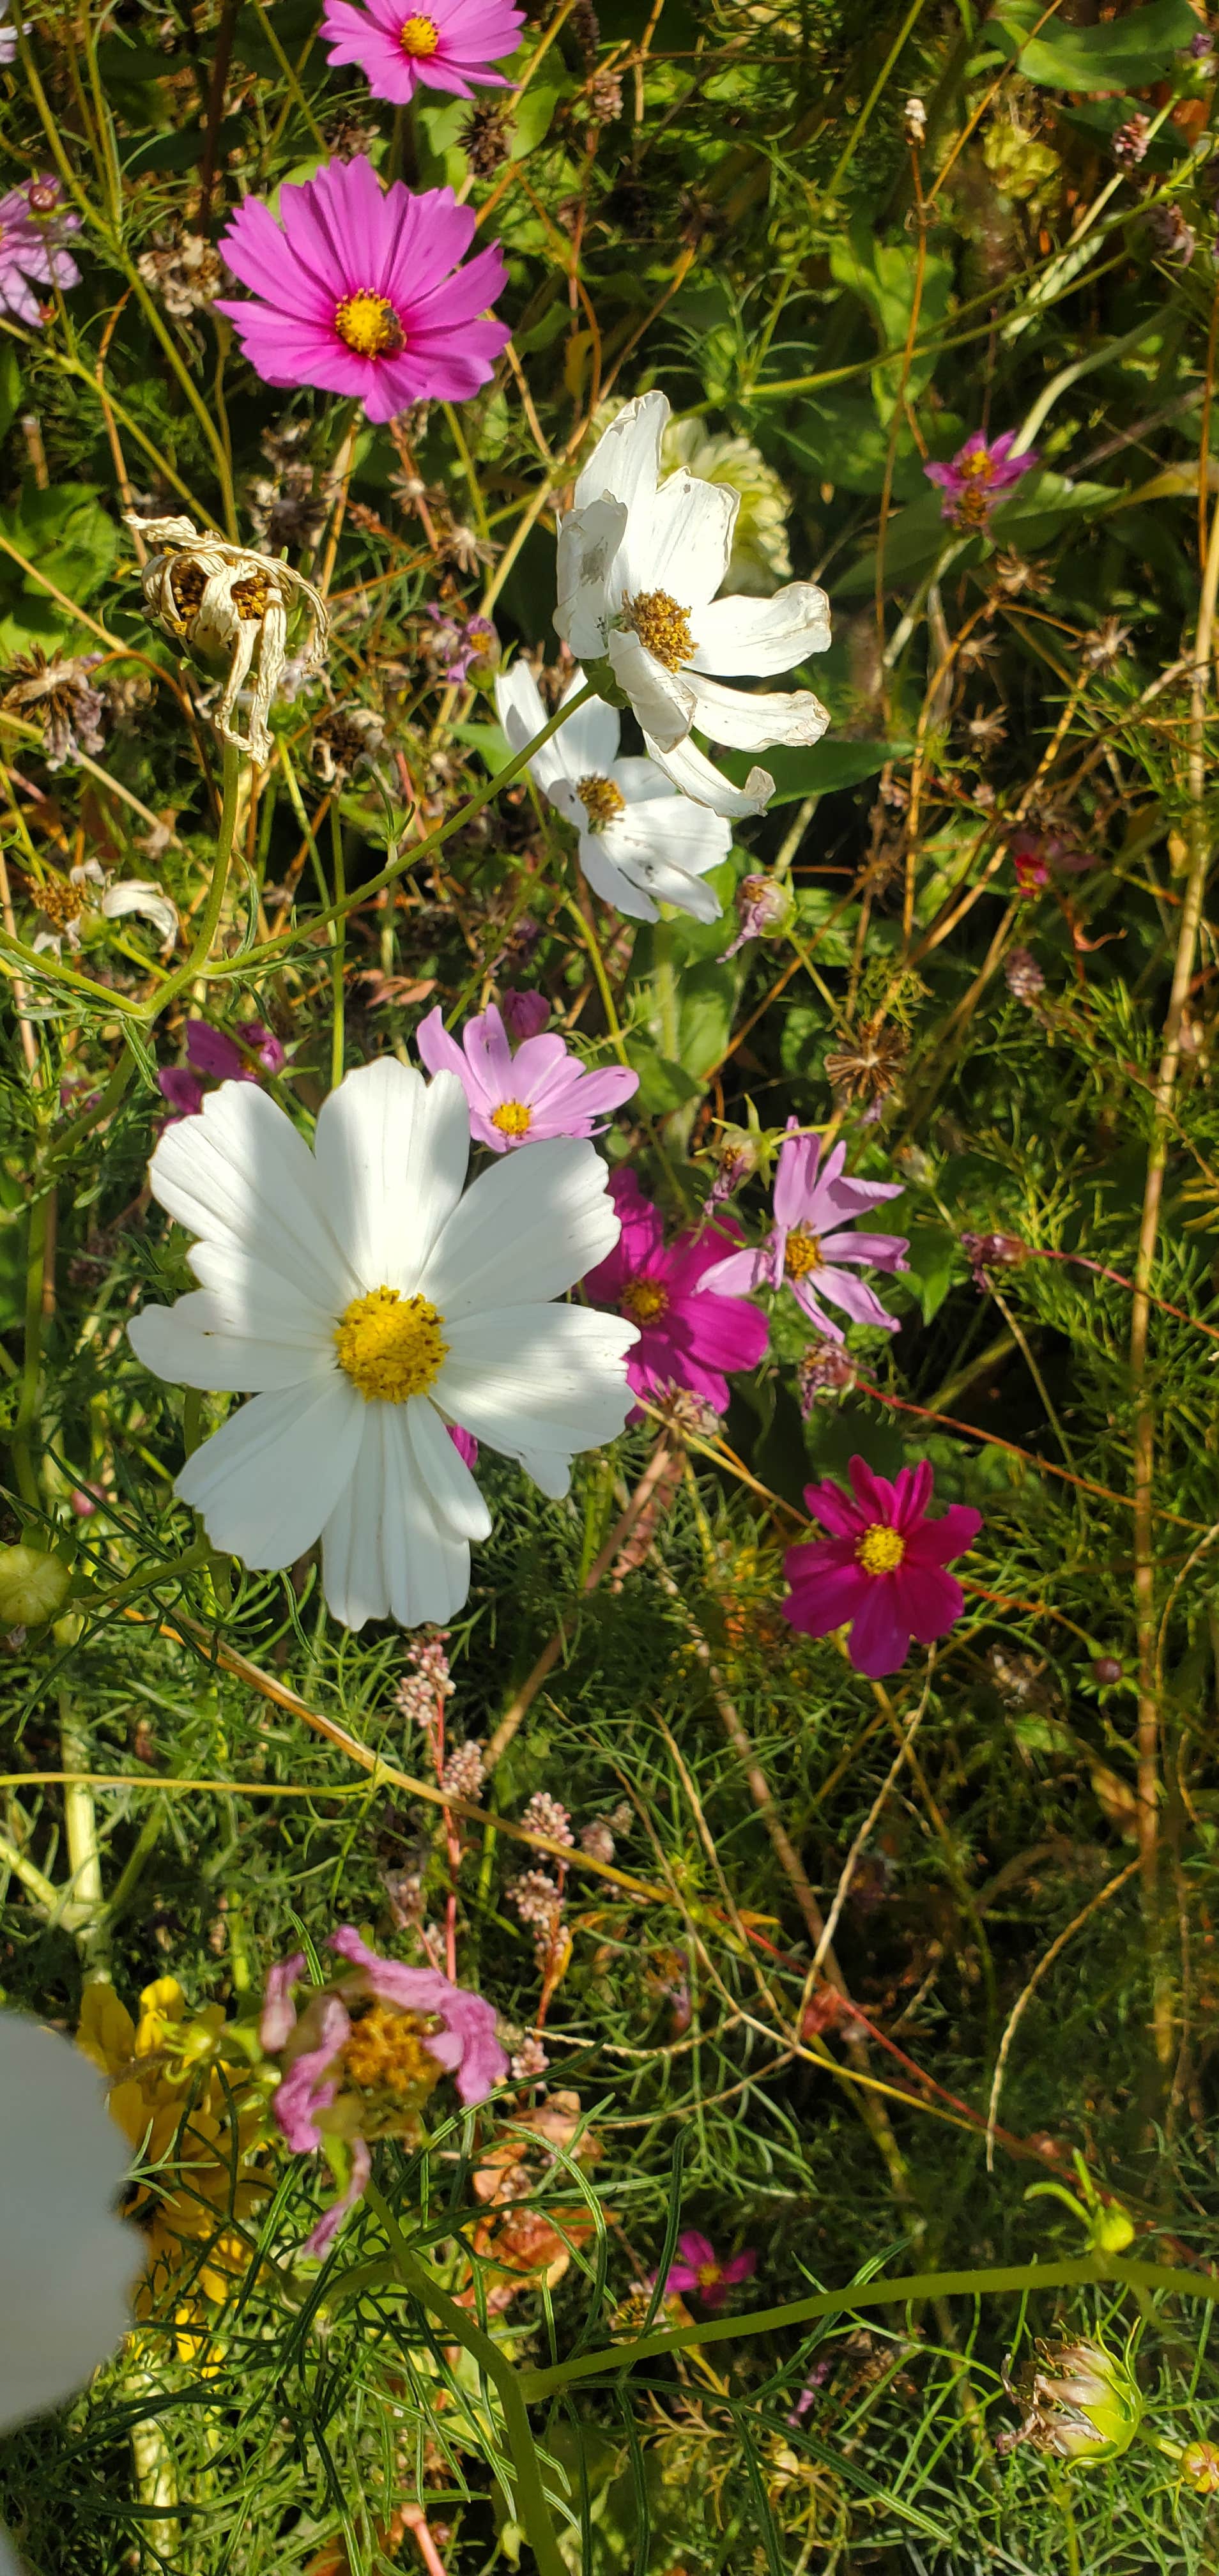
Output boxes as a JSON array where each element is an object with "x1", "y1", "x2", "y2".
[
  {"x1": 30, "y1": 859, "x2": 178, "y2": 958},
  {"x1": 127, "y1": 1061, "x2": 638, "y2": 1630},
  {"x1": 129, "y1": 514, "x2": 328, "y2": 767},
  {"x1": 555, "y1": 391, "x2": 831, "y2": 819},
  {"x1": 496, "y1": 660, "x2": 731, "y2": 923}
]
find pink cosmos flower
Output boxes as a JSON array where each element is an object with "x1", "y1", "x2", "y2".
[
  {"x1": 216, "y1": 157, "x2": 509, "y2": 424},
  {"x1": 157, "y1": 1018, "x2": 284, "y2": 1121},
  {"x1": 0, "y1": 176, "x2": 81, "y2": 327},
  {"x1": 924, "y1": 432, "x2": 1038, "y2": 530},
  {"x1": 584, "y1": 1169, "x2": 769, "y2": 1416},
  {"x1": 416, "y1": 1000, "x2": 638, "y2": 1153},
  {"x1": 424, "y1": 602, "x2": 497, "y2": 683},
  {"x1": 702, "y1": 1120, "x2": 907, "y2": 1344},
  {"x1": 783, "y1": 1457, "x2": 983, "y2": 1680},
  {"x1": 319, "y1": 0, "x2": 524, "y2": 105},
  {"x1": 658, "y1": 2228, "x2": 758, "y2": 2312}
]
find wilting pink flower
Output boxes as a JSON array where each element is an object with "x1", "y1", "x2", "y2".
[
  {"x1": 1008, "y1": 826, "x2": 1089, "y2": 895},
  {"x1": 783, "y1": 1456, "x2": 983, "y2": 1679},
  {"x1": 500, "y1": 988, "x2": 549, "y2": 1041},
  {"x1": 157, "y1": 1018, "x2": 284, "y2": 1120},
  {"x1": 0, "y1": 176, "x2": 81, "y2": 327},
  {"x1": 718, "y1": 871, "x2": 792, "y2": 961},
  {"x1": 319, "y1": 0, "x2": 524, "y2": 104},
  {"x1": 417, "y1": 1000, "x2": 638, "y2": 1152},
  {"x1": 423, "y1": 601, "x2": 497, "y2": 682},
  {"x1": 925, "y1": 432, "x2": 1038, "y2": 530},
  {"x1": 658, "y1": 2228, "x2": 757, "y2": 2312},
  {"x1": 585, "y1": 1169, "x2": 769, "y2": 1416},
  {"x1": 216, "y1": 157, "x2": 509, "y2": 422},
  {"x1": 702, "y1": 1120, "x2": 907, "y2": 1344}
]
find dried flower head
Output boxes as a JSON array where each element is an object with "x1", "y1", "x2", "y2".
[
  {"x1": 795, "y1": 1340, "x2": 857, "y2": 1416},
  {"x1": 130, "y1": 514, "x2": 328, "y2": 766},
  {"x1": 824, "y1": 1016, "x2": 907, "y2": 1107},
  {"x1": 1112, "y1": 112, "x2": 1151, "y2": 168},
  {"x1": 1, "y1": 647, "x2": 105, "y2": 768},
  {"x1": 903, "y1": 96, "x2": 926, "y2": 146},
  {"x1": 999, "y1": 2336, "x2": 1142, "y2": 2463},
  {"x1": 1080, "y1": 615, "x2": 1131, "y2": 672},
  {"x1": 136, "y1": 231, "x2": 223, "y2": 319},
  {"x1": 29, "y1": 859, "x2": 178, "y2": 960},
  {"x1": 312, "y1": 704, "x2": 387, "y2": 784},
  {"x1": 461, "y1": 100, "x2": 512, "y2": 176}
]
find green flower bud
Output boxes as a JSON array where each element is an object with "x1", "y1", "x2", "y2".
[
  {"x1": 1023, "y1": 2337, "x2": 1143, "y2": 2463},
  {"x1": 1180, "y1": 2439, "x2": 1219, "y2": 2496},
  {"x1": 1091, "y1": 2204, "x2": 1135, "y2": 2255},
  {"x1": 0, "y1": 1545, "x2": 72, "y2": 1630}
]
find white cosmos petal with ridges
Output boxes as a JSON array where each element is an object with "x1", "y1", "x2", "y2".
[
  {"x1": 0, "y1": 2012, "x2": 139, "y2": 2440},
  {"x1": 406, "y1": 1393, "x2": 493, "y2": 1542},
  {"x1": 418, "y1": 1135, "x2": 619, "y2": 1315},
  {"x1": 149, "y1": 1082, "x2": 357, "y2": 1314},
  {"x1": 686, "y1": 670, "x2": 830, "y2": 751},
  {"x1": 175, "y1": 1376, "x2": 365, "y2": 1567},
  {"x1": 438, "y1": 1305, "x2": 638, "y2": 1456},
  {"x1": 313, "y1": 1057, "x2": 469, "y2": 1294},
  {"x1": 643, "y1": 727, "x2": 775, "y2": 822},
  {"x1": 128, "y1": 1290, "x2": 334, "y2": 1392}
]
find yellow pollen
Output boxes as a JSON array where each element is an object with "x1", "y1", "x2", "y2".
[
  {"x1": 621, "y1": 1276, "x2": 669, "y2": 1325},
  {"x1": 334, "y1": 291, "x2": 407, "y2": 358},
  {"x1": 230, "y1": 570, "x2": 275, "y2": 622},
  {"x1": 399, "y1": 10, "x2": 440, "y2": 52},
  {"x1": 342, "y1": 2005, "x2": 442, "y2": 2101},
  {"x1": 36, "y1": 876, "x2": 88, "y2": 928},
  {"x1": 856, "y1": 1523, "x2": 906, "y2": 1575},
  {"x1": 576, "y1": 772, "x2": 626, "y2": 831},
  {"x1": 960, "y1": 450, "x2": 993, "y2": 481},
  {"x1": 783, "y1": 1225, "x2": 822, "y2": 1280},
  {"x1": 622, "y1": 588, "x2": 695, "y2": 672},
  {"x1": 335, "y1": 1285, "x2": 448, "y2": 1402},
  {"x1": 696, "y1": 2261, "x2": 722, "y2": 2289},
  {"x1": 491, "y1": 1099, "x2": 532, "y2": 1138}
]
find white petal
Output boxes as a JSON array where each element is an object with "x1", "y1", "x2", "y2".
[
  {"x1": 320, "y1": 1409, "x2": 469, "y2": 1630},
  {"x1": 626, "y1": 470, "x2": 735, "y2": 613},
  {"x1": 408, "y1": 1395, "x2": 493, "y2": 1540},
  {"x1": 606, "y1": 629, "x2": 694, "y2": 751},
  {"x1": 187, "y1": 1238, "x2": 335, "y2": 1341},
  {"x1": 608, "y1": 795, "x2": 731, "y2": 877},
  {"x1": 129, "y1": 1292, "x2": 334, "y2": 1392},
  {"x1": 553, "y1": 670, "x2": 621, "y2": 775},
  {"x1": 100, "y1": 879, "x2": 178, "y2": 949},
  {"x1": 578, "y1": 832, "x2": 659, "y2": 922},
  {"x1": 584, "y1": 830, "x2": 723, "y2": 924},
  {"x1": 420, "y1": 1137, "x2": 620, "y2": 1315},
  {"x1": 436, "y1": 1304, "x2": 637, "y2": 1456},
  {"x1": 495, "y1": 660, "x2": 571, "y2": 797},
  {"x1": 643, "y1": 728, "x2": 775, "y2": 819},
  {"x1": 691, "y1": 582, "x2": 832, "y2": 676},
  {"x1": 312, "y1": 1059, "x2": 469, "y2": 1297},
  {"x1": 516, "y1": 1449, "x2": 573, "y2": 1499},
  {"x1": 686, "y1": 671, "x2": 831, "y2": 751},
  {"x1": 0, "y1": 2016, "x2": 138, "y2": 2432},
  {"x1": 610, "y1": 755, "x2": 675, "y2": 805},
  {"x1": 148, "y1": 1082, "x2": 356, "y2": 1315},
  {"x1": 571, "y1": 390, "x2": 668, "y2": 515},
  {"x1": 175, "y1": 1377, "x2": 364, "y2": 1568},
  {"x1": 555, "y1": 497, "x2": 629, "y2": 658}
]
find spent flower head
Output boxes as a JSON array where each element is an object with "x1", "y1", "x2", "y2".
[{"x1": 132, "y1": 515, "x2": 328, "y2": 767}]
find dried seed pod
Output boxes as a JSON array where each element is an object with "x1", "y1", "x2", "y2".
[{"x1": 129, "y1": 514, "x2": 328, "y2": 767}]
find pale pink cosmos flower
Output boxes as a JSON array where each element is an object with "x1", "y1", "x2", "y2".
[
  {"x1": 417, "y1": 1000, "x2": 638, "y2": 1153},
  {"x1": 216, "y1": 157, "x2": 509, "y2": 424},
  {"x1": 701, "y1": 1118, "x2": 908, "y2": 1344},
  {"x1": 657, "y1": 2228, "x2": 757, "y2": 2312},
  {"x1": 783, "y1": 1456, "x2": 983, "y2": 1680},
  {"x1": 319, "y1": 0, "x2": 524, "y2": 105},
  {"x1": 0, "y1": 176, "x2": 80, "y2": 328}
]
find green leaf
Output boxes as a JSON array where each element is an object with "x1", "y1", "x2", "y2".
[
  {"x1": 717, "y1": 738, "x2": 903, "y2": 805},
  {"x1": 828, "y1": 219, "x2": 954, "y2": 404},
  {"x1": 0, "y1": 484, "x2": 119, "y2": 609},
  {"x1": 903, "y1": 1225, "x2": 959, "y2": 1324},
  {"x1": 992, "y1": 0, "x2": 1197, "y2": 89},
  {"x1": 677, "y1": 957, "x2": 741, "y2": 1080},
  {"x1": 625, "y1": 1039, "x2": 700, "y2": 1115},
  {"x1": 0, "y1": 344, "x2": 21, "y2": 451},
  {"x1": 777, "y1": 392, "x2": 936, "y2": 499}
]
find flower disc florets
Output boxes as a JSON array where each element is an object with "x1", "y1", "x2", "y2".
[{"x1": 130, "y1": 514, "x2": 328, "y2": 766}]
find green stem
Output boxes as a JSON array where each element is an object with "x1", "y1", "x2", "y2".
[
  {"x1": 329, "y1": 800, "x2": 346, "y2": 1092},
  {"x1": 61, "y1": 1692, "x2": 107, "y2": 1979},
  {"x1": 364, "y1": 2182, "x2": 567, "y2": 2576},
  {"x1": 151, "y1": 742, "x2": 245, "y2": 1018},
  {"x1": 564, "y1": 894, "x2": 631, "y2": 1069},
  {"x1": 12, "y1": 1187, "x2": 49, "y2": 1510}
]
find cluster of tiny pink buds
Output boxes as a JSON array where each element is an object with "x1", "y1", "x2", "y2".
[
  {"x1": 394, "y1": 1629, "x2": 455, "y2": 1728},
  {"x1": 522, "y1": 1791, "x2": 573, "y2": 1848},
  {"x1": 508, "y1": 1869, "x2": 565, "y2": 1933},
  {"x1": 511, "y1": 2035, "x2": 550, "y2": 2081},
  {"x1": 1112, "y1": 113, "x2": 1151, "y2": 169},
  {"x1": 442, "y1": 1740, "x2": 486, "y2": 1803},
  {"x1": 795, "y1": 1340, "x2": 858, "y2": 1416},
  {"x1": 1005, "y1": 946, "x2": 1045, "y2": 1004}
]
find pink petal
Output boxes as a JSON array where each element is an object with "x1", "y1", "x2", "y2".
[
  {"x1": 889, "y1": 1460, "x2": 934, "y2": 1532},
  {"x1": 800, "y1": 1476, "x2": 864, "y2": 1541},
  {"x1": 845, "y1": 1582, "x2": 910, "y2": 1678},
  {"x1": 813, "y1": 1266, "x2": 901, "y2": 1331},
  {"x1": 774, "y1": 1124, "x2": 821, "y2": 1229},
  {"x1": 904, "y1": 1503, "x2": 983, "y2": 1566},
  {"x1": 847, "y1": 1455, "x2": 896, "y2": 1524},
  {"x1": 783, "y1": 1551, "x2": 871, "y2": 1639},
  {"x1": 891, "y1": 1561, "x2": 965, "y2": 1646},
  {"x1": 302, "y1": 2135, "x2": 371, "y2": 2258}
]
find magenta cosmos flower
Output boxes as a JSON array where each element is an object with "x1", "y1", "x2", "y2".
[
  {"x1": 262, "y1": 1926, "x2": 507, "y2": 2252},
  {"x1": 417, "y1": 1001, "x2": 638, "y2": 1153},
  {"x1": 216, "y1": 157, "x2": 509, "y2": 424},
  {"x1": 585, "y1": 1169, "x2": 769, "y2": 1416},
  {"x1": 783, "y1": 1457, "x2": 983, "y2": 1680},
  {"x1": 0, "y1": 176, "x2": 81, "y2": 327},
  {"x1": 702, "y1": 1119, "x2": 907, "y2": 1344},
  {"x1": 659, "y1": 2228, "x2": 757, "y2": 2312},
  {"x1": 924, "y1": 432, "x2": 1038, "y2": 530},
  {"x1": 319, "y1": 0, "x2": 524, "y2": 103}
]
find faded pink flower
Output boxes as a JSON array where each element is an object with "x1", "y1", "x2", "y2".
[
  {"x1": 416, "y1": 1000, "x2": 638, "y2": 1152},
  {"x1": 319, "y1": 0, "x2": 525, "y2": 105},
  {"x1": 216, "y1": 157, "x2": 509, "y2": 422},
  {"x1": 585, "y1": 1169, "x2": 769, "y2": 1417},
  {"x1": 924, "y1": 431, "x2": 1038, "y2": 530},
  {"x1": 658, "y1": 2228, "x2": 757, "y2": 2312},
  {"x1": 156, "y1": 1019, "x2": 284, "y2": 1121},
  {"x1": 701, "y1": 1119, "x2": 907, "y2": 1344},
  {"x1": 0, "y1": 176, "x2": 80, "y2": 328},
  {"x1": 423, "y1": 601, "x2": 497, "y2": 682},
  {"x1": 783, "y1": 1456, "x2": 983, "y2": 1680}
]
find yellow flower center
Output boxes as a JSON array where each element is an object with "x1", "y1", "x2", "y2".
[
  {"x1": 622, "y1": 588, "x2": 694, "y2": 672},
  {"x1": 577, "y1": 772, "x2": 626, "y2": 831},
  {"x1": 342, "y1": 2004, "x2": 443, "y2": 2101},
  {"x1": 621, "y1": 1276, "x2": 669, "y2": 1324},
  {"x1": 491, "y1": 1099, "x2": 532, "y2": 1137},
  {"x1": 334, "y1": 292, "x2": 408, "y2": 358},
  {"x1": 856, "y1": 1524, "x2": 906, "y2": 1575},
  {"x1": 960, "y1": 450, "x2": 993, "y2": 482},
  {"x1": 230, "y1": 569, "x2": 276, "y2": 622},
  {"x1": 37, "y1": 875, "x2": 88, "y2": 928},
  {"x1": 696, "y1": 2260, "x2": 722, "y2": 2289},
  {"x1": 335, "y1": 1285, "x2": 448, "y2": 1402},
  {"x1": 399, "y1": 11, "x2": 440, "y2": 52},
  {"x1": 783, "y1": 1225, "x2": 822, "y2": 1279}
]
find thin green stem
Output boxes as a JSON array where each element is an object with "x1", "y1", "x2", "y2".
[
  {"x1": 151, "y1": 741, "x2": 246, "y2": 1018},
  {"x1": 329, "y1": 800, "x2": 346, "y2": 1092},
  {"x1": 12, "y1": 1186, "x2": 49, "y2": 1510}
]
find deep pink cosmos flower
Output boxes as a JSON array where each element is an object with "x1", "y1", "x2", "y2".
[
  {"x1": 416, "y1": 1000, "x2": 638, "y2": 1153},
  {"x1": 319, "y1": 0, "x2": 524, "y2": 104},
  {"x1": 262, "y1": 1927, "x2": 507, "y2": 2254},
  {"x1": 216, "y1": 157, "x2": 509, "y2": 424},
  {"x1": 0, "y1": 176, "x2": 81, "y2": 327},
  {"x1": 658, "y1": 2229, "x2": 758, "y2": 2312},
  {"x1": 924, "y1": 431, "x2": 1038, "y2": 530},
  {"x1": 157, "y1": 1018, "x2": 285, "y2": 1121},
  {"x1": 585, "y1": 1169, "x2": 769, "y2": 1416},
  {"x1": 783, "y1": 1457, "x2": 983, "y2": 1680},
  {"x1": 702, "y1": 1119, "x2": 907, "y2": 1344}
]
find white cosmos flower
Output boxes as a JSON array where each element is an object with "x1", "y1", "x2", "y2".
[
  {"x1": 1, "y1": 2013, "x2": 139, "y2": 2575},
  {"x1": 495, "y1": 661, "x2": 732, "y2": 924},
  {"x1": 31, "y1": 858, "x2": 178, "y2": 958},
  {"x1": 554, "y1": 390, "x2": 832, "y2": 820},
  {"x1": 128, "y1": 1062, "x2": 638, "y2": 1631}
]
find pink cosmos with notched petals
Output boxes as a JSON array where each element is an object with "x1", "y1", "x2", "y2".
[
  {"x1": 701, "y1": 1119, "x2": 907, "y2": 1344},
  {"x1": 417, "y1": 1000, "x2": 638, "y2": 1153},
  {"x1": 584, "y1": 1169, "x2": 769, "y2": 1416},
  {"x1": 215, "y1": 157, "x2": 509, "y2": 424},
  {"x1": 319, "y1": 0, "x2": 524, "y2": 105},
  {"x1": 783, "y1": 1456, "x2": 983, "y2": 1680},
  {"x1": 658, "y1": 2228, "x2": 758, "y2": 2312}
]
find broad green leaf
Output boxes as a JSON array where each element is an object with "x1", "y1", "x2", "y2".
[
  {"x1": 828, "y1": 218, "x2": 954, "y2": 404},
  {"x1": 718, "y1": 737, "x2": 903, "y2": 804},
  {"x1": 992, "y1": 0, "x2": 1197, "y2": 89},
  {"x1": 625, "y1": 1039, "x2": 700, "y2": 1114},
  {"x1": 0, "y1": 484, "x2": 120, "y2": 608},
  {"x1": 677, "y1": 956, "x2": 742, "y2": 1079},
  {"x1": 903, "y1": 1225, "x2": 959, "y2": 1324},
  {"x1": 777, "y1": 392, "x2": 933, "y2": 499}
]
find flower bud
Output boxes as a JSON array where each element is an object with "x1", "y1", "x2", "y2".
[
  {"x1": 1092, "y1": 1655, "x2": 1123, "y2": 1687},
  {"x1": 1091, "y1": 2203, "x2": 1135, "y2": 2254},
  {"x1": 0, "y1": 1545, "x2": 73, "y2": 1629},
  {"x1": 1020, "y1": 2337, "x2": 1143, "y2": 2462},
  {"x1": 1181, "y1": 2439, "x2": 1219, "y2": 2496}
]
